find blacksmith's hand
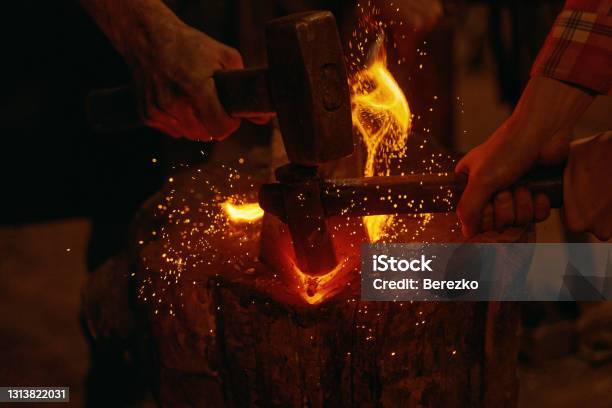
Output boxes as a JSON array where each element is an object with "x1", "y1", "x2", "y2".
[
  {"x1": 80, "y1": 0, "x2": 271, "y2": 141},
  {"x1": 455, "y1": 77, "x2": 594, "y2": 237},
  {"x1": 131, "y1": 27, "x2": 254, "y2": 141}
]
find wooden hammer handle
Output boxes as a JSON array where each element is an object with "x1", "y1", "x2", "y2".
[
  {"x1": 329, "y1": 165, "x2": 564, "y2": 216},
  {"x1": 260, "y1": 165, "x2": 565, "y2": 219},
  {"x1": 86, "y1": 68, "x2": 273, "y2": 133}
]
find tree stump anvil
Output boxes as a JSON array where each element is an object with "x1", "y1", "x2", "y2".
[{"x1": 83, "y1": 158, "x2": 528, "y2": 407}]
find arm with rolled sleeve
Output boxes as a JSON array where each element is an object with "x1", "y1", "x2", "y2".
[
  {"x1": 531, "y1": 0, "x2": 612, "y2": 95},
  {"x1": 455, "y1": 0, "x2": 612, "y2": 238}
]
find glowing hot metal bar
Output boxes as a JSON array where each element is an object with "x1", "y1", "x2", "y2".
[{"x1": 222, "y1": 201, "x2": 264, "y2": 223}]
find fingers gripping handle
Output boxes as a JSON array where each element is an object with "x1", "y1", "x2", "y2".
[
  {"x1": 213, "y1": 68, "x2": 273, "y2": 117},
  {"x1": 86, "y1": 68, "x2": 273, "y2": 132},
  {"x1": 260, "y1": 166, "x2": 565, "y2": 220},
  {"x1": 513, "y1": 165, "x2": 564, "y2": 208}
]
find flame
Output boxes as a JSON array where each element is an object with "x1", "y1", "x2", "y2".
[
  {"x1": 350, "y1": 36, "x2": 412, "y2": 242},
  {"x1": 216, "y1": 34, "x2": 413, "y2": 305},
  {"x1": 215, "y1": 31, "x2": 413, "y2": 305},
  {"x1": 362, "y1": 214, "x2": 392, "y2": 242},
  {"x1": 145, "y1": 9, "x2": 431, "y2": 312},
  {"x1": 222, "y1": 201, "x2": 264, "y2": 223}
]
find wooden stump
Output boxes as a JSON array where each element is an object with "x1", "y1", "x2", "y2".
[{"x1": 118, "y1": 161, "x2": 527, "y2": 408}]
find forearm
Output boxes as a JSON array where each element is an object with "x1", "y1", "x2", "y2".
[
  {"x1": 506, "y1": 77, "x2": 594, "y2": 143},
  {"x1": 79, "y1": 0, "x2": 184, "y2": 66}
]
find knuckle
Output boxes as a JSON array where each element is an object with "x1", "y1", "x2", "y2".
[
  {"x1": 221, "y1": 46, "x2": 243, "y2": 68},
  {"x1": 226, "y1": 46, "x2": 241, "y2": 59},
  {"x1": 514, "y1": 197, "x2": 533, "y2": 223},
  {"x1": 494, "y1": 191, "x2": 514, "y2": 209}
]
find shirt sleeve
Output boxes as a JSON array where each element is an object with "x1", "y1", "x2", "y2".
[{"x1": 530, "y1": 0, "x2": 612, "y2": 95}]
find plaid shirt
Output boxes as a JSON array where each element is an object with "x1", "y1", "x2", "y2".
[{"x1": 531, "y1": 0, "x2": 612, "y2": 95}]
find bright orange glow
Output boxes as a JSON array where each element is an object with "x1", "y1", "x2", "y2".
[
  {"x1": 214, "y1": 36, "x2": 413, "y2": 306},
  {"x1": 291, "y1": 258, "x2": 349, "y2": 305},
  {"x1": 270, "y1": 35, "x2": 415, "y2": 305},
  {"x1": 222, "y1": 201, "x2": 264, "y2": 223},
  {"x1": 351, "y1": 37, "x2": 412, "y2": 242},
  {"x1": 362, "y1": 214, "x2": 392, "y2": 243},
  {"x1": 352, "y1": 61, "x2": 411, "y2": 177},
  {"x1": 143, "y1": 10, "x2": 439, "y2": 313}
]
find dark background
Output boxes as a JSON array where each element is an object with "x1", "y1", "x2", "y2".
[{"x1": 1, "y1": 1, "x2": 611, "y2": 407}]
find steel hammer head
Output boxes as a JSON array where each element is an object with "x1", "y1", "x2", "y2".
[{"x1": 266, "y1": 11, "x2": 354, "y2": 166}]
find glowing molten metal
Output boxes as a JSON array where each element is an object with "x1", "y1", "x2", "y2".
[
  {"x1": 213, "y1": 35, "x2": 413, "y2": 306},
  {"x1": 216, "y1": 35, "x2": 413, "y2": 305},
  {"x1": 222, "y1": 201, "x2": 264, "y2": 223}
]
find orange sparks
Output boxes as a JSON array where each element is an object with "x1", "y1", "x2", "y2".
[
  {"x1": 142, "y1": 7, "x2": 447, "y2": 312},
  {"x1": 222, "y1": 200, "x2": 264, "y2": 223},
  {"x1": 351, "y1": 35, "x2": 412, "y2": 242},
  {"x1": 351, "y1": 45, "x2": 411, "y2": 178},
  {"x1": 271, "y1": 30, "x2": 417, "y2": 305}
]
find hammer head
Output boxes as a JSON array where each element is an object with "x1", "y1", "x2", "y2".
[{"x1": 266, "y1": 11, "x2": 353, "y2": 166}]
